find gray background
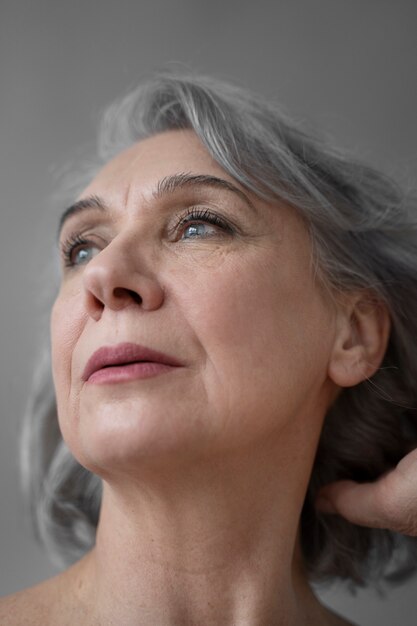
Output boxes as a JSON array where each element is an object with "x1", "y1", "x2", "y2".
[{"x1": 1, "y1": 1, "x2": 417, "y2": 623}]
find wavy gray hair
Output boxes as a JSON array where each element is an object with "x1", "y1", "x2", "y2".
[{"x1": 21, "y1": 73, "x2": 417, "y2": 587}]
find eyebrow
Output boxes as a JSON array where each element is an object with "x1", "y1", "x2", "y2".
[
  {"x1": 57, "y1": 173, "x2": 256, "y2": 239},
  {"x1": 57, "y1": 194, "x2": 108, "y2": 240},
  {"x1": 154, "y1": 173, "x2": 255, "y2": 211}
]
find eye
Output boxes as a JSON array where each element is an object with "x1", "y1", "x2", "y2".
[
  {"x1": 175, "y1": 208, "x2": 233, "y2": 240},
  {"x1": 60, "y1": 234, "x2": 101, "y2": 268},
  {"x1": 182, "y1": 222, "x2": 219, "y2": 239}
]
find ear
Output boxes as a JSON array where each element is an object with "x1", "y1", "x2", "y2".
[{"x1": 328, "y1": 291, "x2": 391, "y2": 388}]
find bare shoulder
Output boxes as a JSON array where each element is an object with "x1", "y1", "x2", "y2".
[
  {"x1": 0, "y1": 558, "x2": 90, "y2": 626},
  {"x1": 0, "y1": 577, "x2": 61, "y2": 625}
]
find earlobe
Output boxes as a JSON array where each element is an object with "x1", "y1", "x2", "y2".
[{"x1": 327, "y1": 293, "x2": 391, "y2": 388}]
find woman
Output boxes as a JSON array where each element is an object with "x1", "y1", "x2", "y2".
[{"x1": 2, "y1": 73, "x2": 417, "y2": 625}]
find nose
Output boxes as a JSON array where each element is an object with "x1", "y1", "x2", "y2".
[{"x1": 82, "y1": 236, "x2": 165, "y2": 321}]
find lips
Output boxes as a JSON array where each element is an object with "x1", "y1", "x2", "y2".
[{"x1": 82, "y1": 342, "x2": 183, "y2": 382}]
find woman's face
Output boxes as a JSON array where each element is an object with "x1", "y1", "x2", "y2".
[{"x1": 51, "y1": 130, "x2": 337, "y2": 478}]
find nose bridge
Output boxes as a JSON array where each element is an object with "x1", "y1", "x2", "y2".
[
  {"x1": 82, "y1": 227, "x2": 164, "y2": 315},
  {"x1": 100, "y1": 223, "x2": 152, "y2": 267}
]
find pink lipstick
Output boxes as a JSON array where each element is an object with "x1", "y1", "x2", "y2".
[{"x1": 82, "y1": 342, "x2": 183, "y2": 384}]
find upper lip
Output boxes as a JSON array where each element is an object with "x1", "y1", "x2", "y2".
[{"x1": 82, "y1": 342, "x2": 183, "y2": 381}]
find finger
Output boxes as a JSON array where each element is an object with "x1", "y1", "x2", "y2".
[
  {"x1": 316, "y1": 472, "x2": 417, "y2": 536},
  {"x1": 316, "y1": 479, "x2": 388, "y2": 528}
]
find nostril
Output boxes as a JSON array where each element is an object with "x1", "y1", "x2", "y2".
[
  {"x1": 129, "y1": 290, "x2": 143, "y2": 305},
  {"x1": 113, "y1": 287, "x2": 142, "y2": 305}
]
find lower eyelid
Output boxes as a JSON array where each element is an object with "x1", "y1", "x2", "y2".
[{"x1": 61, "y1": 212, "x2": 236, "y2": 265}]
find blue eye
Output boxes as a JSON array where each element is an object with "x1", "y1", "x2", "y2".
[
  {"x1": 60, "y1": 208, "x2": 233, "y2": 269},
  {"x1": 60, "y1": 234, "x2": 100, "y2": 268},
  {"x1": 177, "y1": 208, "x2": 232, "y2": 240},
  {"x1": 72, "y1": 246, "x2": 98, "y2": 265},
  {"x1": 182, "y1": 222, "x2": 219, "y2": 239}
]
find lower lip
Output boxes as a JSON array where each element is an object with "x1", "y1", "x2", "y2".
[{"x1": 87, "y1": 362, "x2": 178, "y2": 384}]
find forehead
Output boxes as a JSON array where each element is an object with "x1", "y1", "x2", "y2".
[
  {"x1": 83, "y1": 130, "x2": 233, "y2": 198},
  {"x1": 74, "y1": 129, "x2": 315, "y2": 278}
]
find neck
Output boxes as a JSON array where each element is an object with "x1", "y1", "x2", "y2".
[{"x1": 67, "y1": 439, "x2": 331, "y2": 625}]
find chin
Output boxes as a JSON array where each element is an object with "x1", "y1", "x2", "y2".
[{"x1": 62, "y1": 399, "x2": 207, "y2": 478}]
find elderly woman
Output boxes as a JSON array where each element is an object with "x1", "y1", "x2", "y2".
[{"x1": 1, "y1": 74, "x2": 417, "y2": 625}]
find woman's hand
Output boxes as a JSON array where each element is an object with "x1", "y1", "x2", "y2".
[{"x1": 316, "y1": 448, "x2": 417, "y2": 536}]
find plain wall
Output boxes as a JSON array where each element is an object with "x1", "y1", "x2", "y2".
[{"x1": 1, "y1": 1, "x2": 417, "y2": 623}]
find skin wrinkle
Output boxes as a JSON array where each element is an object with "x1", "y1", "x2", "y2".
[{"x1": 44, "y1": 129, "x2": 375, "y2": 625}]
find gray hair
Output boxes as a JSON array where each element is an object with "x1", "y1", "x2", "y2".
[{"x1": 21, "y1": 73, "x2": 417, "y2": 587}]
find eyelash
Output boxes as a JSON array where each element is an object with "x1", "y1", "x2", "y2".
[
  {"x1": 171, "y1": 207, "x2": 232, "y2": 238},
  {"x1": 60, "y1": 207, "x2": 233, "y2": 268}
]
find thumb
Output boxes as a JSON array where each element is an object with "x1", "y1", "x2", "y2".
[{"x1": 315, "y1": 469, "x2": 417, "y2": 535}]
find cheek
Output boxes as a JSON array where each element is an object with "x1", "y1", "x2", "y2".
[
  {"x1": 179, "y1": 252, "x2": 334, "y2": 426},
  {"x1": 186, "y1": 252, "x2": 321, "y2": 355},
  {"x1": 50, "y1": 288, "x2": 86, "y2": 418}
]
